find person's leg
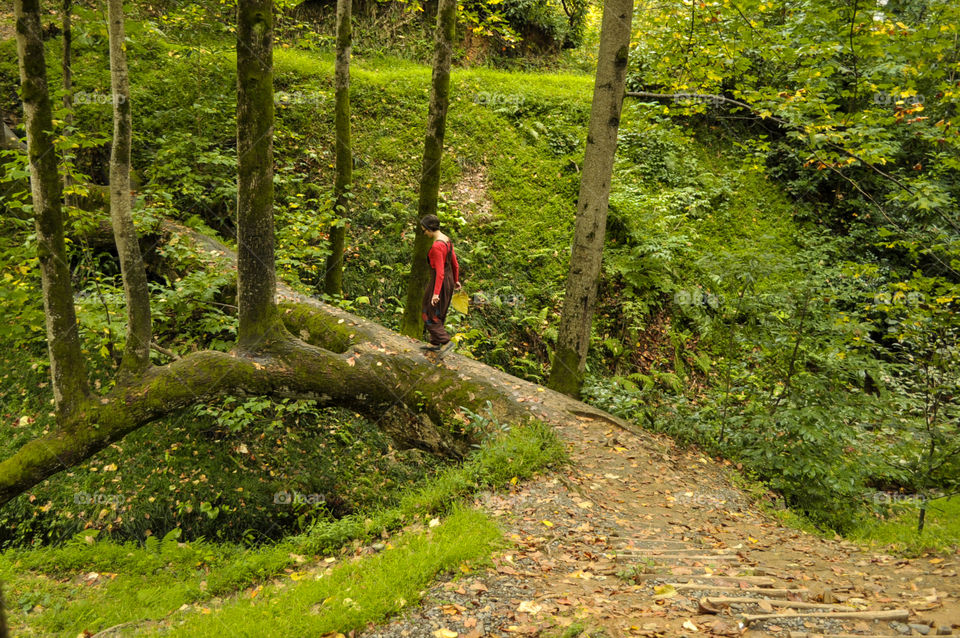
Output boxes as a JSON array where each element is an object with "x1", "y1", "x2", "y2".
[{"x1": 424, "y1": 319, "x2": 450, "y2": 346}]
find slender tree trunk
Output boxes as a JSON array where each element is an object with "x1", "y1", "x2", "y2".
[
  {"x1": 323, "y1": 0, "x2": 352, "y2": 297},
  {"x1": 107, "y1": 0, "x2": 152, "y2": 375},
  {"x1": 400, "y1": 0, "x2": 457, "y2": 338},
  {"x1": 547, "y1": 0, "x2": 633, "y2": 398},
  {"x1": 15, "y1": 0, "x2": 90, "y2": 416},
  {"x1": 0, "y1": 580, "x2": 7, "y2": 638},
  {"x1": 62, "y1": 0, "x2": 74, "y2": 208},
  {"x1": 236, "y1": 0, "x2": 282, "y2": 351}
]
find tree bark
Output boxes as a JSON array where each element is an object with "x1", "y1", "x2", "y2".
[
  {"x1": 108, "y1": 0, "x2": 153, "y2": 375},
  {"x1": 236, "y1": 0, "x2": 282, "y2": 352},
  {"x1": 15, "y1": 0, "x2": 90, "y2": 416},
  {"x1": 400, "y1": 0, "x2": 457, "y2": 338},
  {"x1": 323, "y1": 0, "x2": 352, "y2": 297},
  {"x1": 62, "y1": 0, "x2": 74, "y2": 208},
  {"x1": 547, "y1": 0, "x2": 633, "y2": 398},
  {"x1": 0, "y1": 580, "x2": 7, "y2": 638}
]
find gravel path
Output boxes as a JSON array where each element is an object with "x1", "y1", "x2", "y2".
[{"x1": 362, "y1": 416, "x2": 960, "y2": 638}]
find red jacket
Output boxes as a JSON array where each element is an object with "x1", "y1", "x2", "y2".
[{"x1": 428, "y1": 240, "x2": 459, "y2": 295}]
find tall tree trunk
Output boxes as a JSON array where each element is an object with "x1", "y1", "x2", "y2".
[
  {"x1": 399, "y1": 0, "x2": 457, "y2": 338},
  {"x1": 15, "y1": 0, "x2": 90, "y2": 416},
  {"x1": 108, "y1": 0, "x2": 153, "y2": 375},
  {"x1": 236, "y1": 0, "x2": 282, "y2": 351},
  {"x1": 323, "y1": 0, "x2": 352, "y2": 297},
  {"x1": 547, "y1": 0, "x2": 633, "y2": 398},
  {"x1": 0, "y1": 580, "x2": 7, "y2": 638},
  {"x1": 62, "y1": 0, "x2": 74, "y2": 208}
]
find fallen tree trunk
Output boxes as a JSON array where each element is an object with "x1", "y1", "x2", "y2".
[{"x1": 0, "y1": 219, "x2": 631, "y2": 507}]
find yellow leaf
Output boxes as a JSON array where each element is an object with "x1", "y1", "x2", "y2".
[
  {"x1": 653, "y1": 584, "x2": 677, "y2": 598},
  {"x1": 433, "y1": 629, "x2": 458, "y2": 638},
  {"x1": 541, "y1": 520, "x2": 553, "y2": 527},
  {"x1": 451, "y1": 291, "x2": 469, "y2": 314}
]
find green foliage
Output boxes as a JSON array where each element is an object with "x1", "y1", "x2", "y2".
[
  {"x1": 164, "y1": 507, "x2": 501, "y2": 637},
  {"x1": 0, "y1": 424, "x2": 558, "y2": 635},
  {"x1": 852, "y1": 495, "x2": 960, "y2": 556}
]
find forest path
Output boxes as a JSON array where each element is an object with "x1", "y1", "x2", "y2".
[{"x1": 364, "y1": 415, "x2": 960, "y2": 638}]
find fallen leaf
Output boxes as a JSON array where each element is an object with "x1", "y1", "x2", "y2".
[
  {"x1": 698, "y1": 598, "x2": 724, "y2": 614},
  {"x1": 653, "y1": 584, "x2": 677, "y2": 599}
]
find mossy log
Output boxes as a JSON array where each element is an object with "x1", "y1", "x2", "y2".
[{"x1": 0, "y1": 219, "x2": 631, "y2": 507}]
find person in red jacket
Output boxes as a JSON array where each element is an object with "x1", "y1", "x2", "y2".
[{"x1": 420, "y1": 214, "x2": 461, "y2": 352}]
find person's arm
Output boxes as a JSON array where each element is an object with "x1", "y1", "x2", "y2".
[
  {"x1": 451, "y1": 244, "x2": 461, "y2": 290},
  {"x1": 428, "y1": 242, "x2": 447, "y2": 297}
]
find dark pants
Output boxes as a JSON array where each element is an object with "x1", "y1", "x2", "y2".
[
  {"x1": 421, "y1": 250, "x2": 456, "y2": 346},
  {"x1": 424, "y1": 318, "x2": 451, "y2": 346}
]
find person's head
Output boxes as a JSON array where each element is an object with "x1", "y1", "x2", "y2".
[{"x1": 420, "y1": 215, "x2": 441, "y2": 236}]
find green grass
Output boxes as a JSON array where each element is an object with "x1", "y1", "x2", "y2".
[
  {"x1": 0, "y1": 422, "x2": 565, "y2": 636},
  {"x1": 154, "y1": 507, "x2": 500, "y2": 637},
  {"x1": 851, "y1": 496, "x2": 960, "y2": 556}
]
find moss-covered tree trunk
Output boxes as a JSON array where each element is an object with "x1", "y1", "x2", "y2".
[
  {"x1": 399, "y1": 0, "x2": 457, "y2": 338},
  {"x1": 236, "y1": 0, "x2": 282, "y2": 352},
  {"x1": 108, "y1": 0, "x2": 153, "y2": 375},
  {"x1": 547, "y1": 0, "x2": 633, "y2": 398},
  {"x1": 15, "y1": 0, "x2": 90, "y2": 416},
  {"x1": 323, "y1": 0, "x2": 352, "y2": 297},
  {"x1": 62, "y1": 0, "x2": 75, "y2": 208},
  {"x1": 0, "y1": 580, "x2": 7, "y2": 638}
]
